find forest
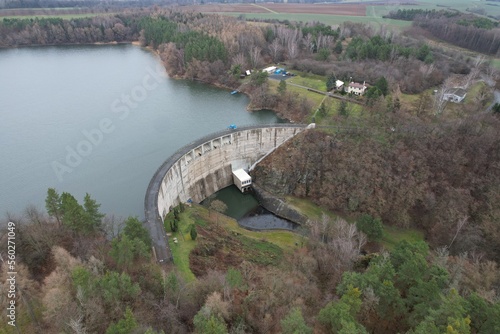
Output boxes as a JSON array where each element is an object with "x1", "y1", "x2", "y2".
[
  {"x1": 1, "y1": 187, "x2": 500, "y2": 333},
  {"x1": 1, "y1": 6, "x2": 500, "y2": 334}
]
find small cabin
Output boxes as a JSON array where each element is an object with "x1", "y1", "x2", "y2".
[
  {"x1": 443, "y1": 88, "x2": 467, "y2": 103},
  {"x1": 232, "y1": 169, "x2": 252, "y2": 193}
]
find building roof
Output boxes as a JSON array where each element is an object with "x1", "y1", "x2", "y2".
[
  {"x1": 449, "y1": 87, "x2": 467, "y2": 98},
  {"x1": 232, "y1": 169, "x2": 251, "y2": 182},
  {"x1": 349, "y1": 82, "x2": 366, "y2": 89},
  {"x1": 262, "y1": 66, "x2": 277, "y2": 72},
  {"x1": 336, "y1": 80, "x2": 344, "y2": 87}
]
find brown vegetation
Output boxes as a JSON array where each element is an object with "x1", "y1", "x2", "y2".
[{"x1": 253, "y1": 113, "x2": 500, "y2": 261}]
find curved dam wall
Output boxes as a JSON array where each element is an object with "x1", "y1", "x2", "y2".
[
  {"x1": 144, "y1": 124, "x2": 307, "y2": 262},
  {"x1": 157, "y1": 125, "x2": 306, "y2": 219}
]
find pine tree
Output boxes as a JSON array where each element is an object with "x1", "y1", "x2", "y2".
[
  {"x1": 278, "y1": 80, "x2": 287, "y2": 95},
  {"x1": 83, "y1": 193, "x2": 104, "y2": 233},
  {"x1": 338, "y1": 100, "x2": 348, "y2": 117},
  {"x1": 326, "y1": 72, "x2": 337, "y2": 91},
  {"x1": 190, "y1": 224, "x2": 198, "y2": 241},
  {"x1": 60, "y1": 192, "x2": 86, "y2": 233},
  {"x1": 45, "y1": 188, "x2": 62, "y2": 226}
]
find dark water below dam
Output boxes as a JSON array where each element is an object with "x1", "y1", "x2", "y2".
[{"x1": 203, "y1": 185, "x2": 299, "y2": 231}]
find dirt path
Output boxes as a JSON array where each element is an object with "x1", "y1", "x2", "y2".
[{"x1": 250, "y1": 3, "x2": 278, "y2": 14}]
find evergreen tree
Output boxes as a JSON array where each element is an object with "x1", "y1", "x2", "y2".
[
  {"x1": 316, "y1": 47, "x2": 331, "y2": 61},
  {"x1": 170, "y1": 218, "x2": 179, "y2": 232},
  {"x1": 326, "y1": 72, "x2": 337, "y2": 91},
  {"x1": 318, "y1": 103, "x2": 328, "y2": 117},
  {"x1": 250, "y1": 71, "x2": 268, "y2": 86},
  {"x1": 318, "y1": 286, "x2": 368, "y2": 333},
  {"x1": 45, "y1": 188, "x2": 62, "y2": 226},
  {"x1": 83, "y1": 193, "x2": 104, "y2": 233},
  {"x1": 105, "y1": 307, "x2": 138, "y2": 334},
  {"x1": 356, "y1": 214, "x2": 383, "y2": 241},
  {"x1": 334, "y1": 40, "x2": 343, "y2": 54},
  {"x1": 278, "y1": 79, "x2": 287, "y2": 95},
  {"x1": 338, "y1": 100, "x2": 349, "y2": 117},
  {"x1": 492, "y1": 103, "x2": 500, "y2": 113},
  {"x1": 375, "y1": 76, "x2": 389, "y2": 96},
  {"x1": 190, "y1": 224, "x2": 198, "y2": 241},
  {"x1": 193, "y1": 308, "x2": 228, "y2": 334},
  {"x1": 60, "y1": 192, "x2": 87, "y2": 233},
  {"x1": 110, "y1": 235, "x2": 149, "y2": 270},
  {"x1": 123, "y1": 216, "x2": 151, "y2": 248},
  {"x1": 281, "y1": 307, "x2": 312, "y2": 334}
]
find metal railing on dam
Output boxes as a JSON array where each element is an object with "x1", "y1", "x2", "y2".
[{"x1": 144, "y1": 124, "x2": 308, "y2": 263}]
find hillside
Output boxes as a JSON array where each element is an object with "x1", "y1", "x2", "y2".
[{"x1": 253, "y1": 113, "x2": 500, "y2": 261}]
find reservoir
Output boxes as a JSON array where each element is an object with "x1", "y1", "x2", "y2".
[{"x1": 0, "y1": 44, "x2": 282, "y2": 218}]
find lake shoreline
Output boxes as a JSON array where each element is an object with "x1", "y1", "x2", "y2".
[{"x1": 0, "y1": 40, "x2": 293, "y2": 122}]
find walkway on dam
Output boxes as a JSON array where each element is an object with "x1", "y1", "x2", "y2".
[{"x1": 144, "y1": 124, "x2": 307, "y2": 264}]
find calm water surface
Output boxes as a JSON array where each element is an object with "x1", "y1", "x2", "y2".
[
  {"x1": 205, "y1": 185, "x2": 299, "y2": 231},
  {"x1": 0, "y1": 44, "x2": 282, "y2": 218}
]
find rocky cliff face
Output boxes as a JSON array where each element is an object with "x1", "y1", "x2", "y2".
[{"x1": 252, "y1": 117, "x2": 500, "y2": 260}]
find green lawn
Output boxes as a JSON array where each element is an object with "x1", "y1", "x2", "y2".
[
  {"x1": 164, "y1": 204, "x2": 304, "y2": 280},
  {"x1": 223, "y1": 216, "x2": 302, "y2": 252},
  {"x1": 165, "y1": 209, "x2": 198, "y2": 282},
  {"x1": 381, "y1": 225, "x2": 425, "y2": 251},
  {"x1": 285, "y1": 196, "x2": 339, "y2": 221},
  {"x1": 268, "y1": 79, "x2": 324, "y2": 109},
  {"x1": 287, "y1": 70, "x2": 328, "y2": 91},
  {"x1": 368, "y1": 0, "x2": 500, "y2": 18},
  {"x1": 492, "y1": 58, "x2": 500, "y2": 70},
  {"x1": 313, "y1": 97, "x2": 364, "y2": 124},
  {"x1": 221, "y1": 12, "x2": 411, "y2": 30}
]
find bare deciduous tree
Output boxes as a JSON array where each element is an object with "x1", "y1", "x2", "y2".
[
  {"x1": 268, "y1": 38, "x2": 282, "y2": 63},
  {"x1": 249, "y1": 46, "x2": 263, "y2": 69}
]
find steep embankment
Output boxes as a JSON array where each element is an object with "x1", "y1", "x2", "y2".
[{"x1": 252, "y1": 115, "x2": 500, "y2": 260}]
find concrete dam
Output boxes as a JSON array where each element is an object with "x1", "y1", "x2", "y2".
[{"x1": 144, "y1": 124, "x2": 309, "y2": 263}]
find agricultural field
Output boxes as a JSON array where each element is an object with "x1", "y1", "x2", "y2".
[
  {"x1": 0, "y1": 7, "x2": 120, "y2": 19},
  {"x1": 183, "y1": 3, "x2": 411, "y2": 29},
  {"x1": 184, "y1": 3, "x2": 367, "y2": 16},
  {"x1": 1, "y1": 13, "x2": 111, "y2": 20}
]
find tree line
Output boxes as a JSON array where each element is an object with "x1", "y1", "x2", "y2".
[
  {"x1": 413, "y1": 13, "x2": 500, "y2": 55},
  {"x1": 385, "y1": 8, "x2": 459, "y2": 21},
  {"x1": 0, "y1": 14, "x2": 143, "y2": 46}
]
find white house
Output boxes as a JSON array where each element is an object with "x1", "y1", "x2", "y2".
[
  {"x1": 443, "y1": 87, "x2": 467, "y2": 103},
  {"x1": 346, "y1": 81, "x2": 367, "y2": 95},
  {"x1": 335, "y1": 80, "x2": 344, "y2": 90}
]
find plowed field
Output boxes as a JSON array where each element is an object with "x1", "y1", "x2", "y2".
[{"x1": 182, "y1": 3, "x2": 366, "y2": 16}]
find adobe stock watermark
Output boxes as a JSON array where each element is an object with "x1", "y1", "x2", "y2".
[{"x1": 51, "y1": 63, "x2": 167, "y2": 182}]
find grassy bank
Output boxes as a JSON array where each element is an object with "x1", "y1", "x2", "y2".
[{"x1": 164, "y1": 204, "x2": 303, "y2": 281}]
